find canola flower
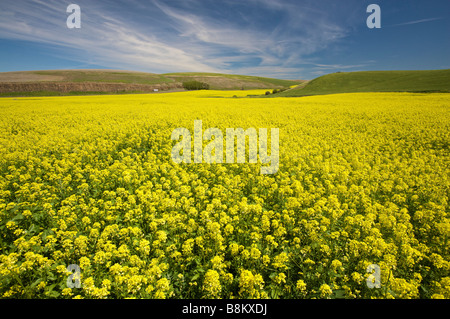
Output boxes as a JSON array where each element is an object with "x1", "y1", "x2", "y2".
[{"x1": 0, "y1": 91, "x2": 449, "y2": 299}]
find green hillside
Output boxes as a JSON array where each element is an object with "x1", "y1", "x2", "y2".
[
  {"x1": 32, "y1": 70, "x2": 175, "y2": 84},
  {"x1": 0, "y1": 70, "x2": 301, "y2": 96},
  {"x1": 277, "y1": 69, "x2": 450, "y2": 97},
  {"x1": 163, "y1": 72, "x2": 301, "y2": 89}
]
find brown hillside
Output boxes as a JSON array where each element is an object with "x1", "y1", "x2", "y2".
[{"x1": 0, "y1": 82, "x2": 183, "y2": 94}]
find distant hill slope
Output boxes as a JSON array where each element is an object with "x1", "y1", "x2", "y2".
[
  {"x1": 277, "y1": 69, "x2": 450, "y2": 97},
  {"x1": 163, "y1": 72, "x2": 302, "y2": 90},
  {"x1": 0, "y1": 69, "x2": 175, "y2": 84},
  {"x1": 0, "y1": 70, "x2": 301, "y2": 96}
]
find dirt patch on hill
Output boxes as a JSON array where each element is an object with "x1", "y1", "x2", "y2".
[
  {"x1": 0, "y1": 72, "x2": 64, "y2": 82},
  {"x1": 0, "y1": 81, "x2": 183, "y2": 94}
]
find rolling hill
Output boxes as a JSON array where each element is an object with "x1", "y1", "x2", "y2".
[
  {"x1": 2, "y1": 69, "x2": 448, "y2": 97},
  {"x1": 276, "y1": 69, "x2": 450, "y2": 97},
  {"x1": 0, "y1": 69, "x2": 301, "y2": 96},
  {"x1": 163, "y1": 72, "x2": 303, "y2": 90}
]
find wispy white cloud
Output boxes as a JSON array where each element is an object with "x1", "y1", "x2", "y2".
[
  {"x1": 312, "y1": 63, "x2": 369, "y2": 70},
  {"x1": 0, "y1": 0, "x2": 220, "y2": 73},
  {"x1": 390, "y1": 17, "x2": 444, "y2": 27},
  {"x1": 152, "y1": 0, "x2": 350, "y2": 75},
  {"x1": 0, "y1": 0, "x2": 354, "y2": 77}
]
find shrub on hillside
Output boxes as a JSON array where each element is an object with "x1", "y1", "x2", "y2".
[{"x1": 183, "y1": 81, "x2": 210, "y2": 90}]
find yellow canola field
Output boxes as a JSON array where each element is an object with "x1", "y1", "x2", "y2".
[{"x1": 0, "y1": 91, "x2": 449, "y2": 299}]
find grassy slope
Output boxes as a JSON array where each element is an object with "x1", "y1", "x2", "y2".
[
  {"x1": 32, "y1": 70, "x2": 175, "y2": 85},
  {"x1": 0, "y1": 70, "x2": 300, "y2": 96},
  {"x1": 277, "y1": 69, "x2": 450, "y2": 97},
  {"x1": 163, "y1": 72, "x2": 301, "y2": 89},
  {"x1": 0, "y1": 70, "x2": 300, "y2": 87}
]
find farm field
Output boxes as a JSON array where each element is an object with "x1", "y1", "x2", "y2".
[{"x1": 0, "y1": 91, "x2": 449, "y2": 299}]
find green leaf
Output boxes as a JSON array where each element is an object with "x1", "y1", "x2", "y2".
[
  {"x1": 28, "y1": 224, "x2": 40, "y2": 234},
  {"x1": 191, "y1": 274, "x2": 199, "y2": 281},
  {"x1": 30, "y1": 278, "x2": 43, "y2": 289},
  {"x1": 333, "y1": 289, "x2": 346, "y2": 299},
  {"x1": 46, "y1": 290, "x2": 60, "y2": 298},
  {"x1": 13, "y1": 213, "x2": 24, "y2": 221}
]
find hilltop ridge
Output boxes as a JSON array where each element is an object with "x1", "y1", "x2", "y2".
[
  {"x1": 276, "y1": 69, "x2": 450, "y2": 97},
  {"x1": 0, "y1": 69, "x2": 302, "y2": 96}
]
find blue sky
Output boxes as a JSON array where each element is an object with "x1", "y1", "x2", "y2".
[{"x1": 0, "y1": 0, "x2": 449, "y2": 79}]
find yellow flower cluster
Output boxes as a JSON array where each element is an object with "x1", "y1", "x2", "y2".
[
  {"x1": 202, "y1": 269, "x2": 221, "y2": 298},
  {"x1": 0, "y1": 91, "x2": 449, "y2": 299},
  {"x1": 238, "y1": 269, "x2": 265, "y2": 298}
]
